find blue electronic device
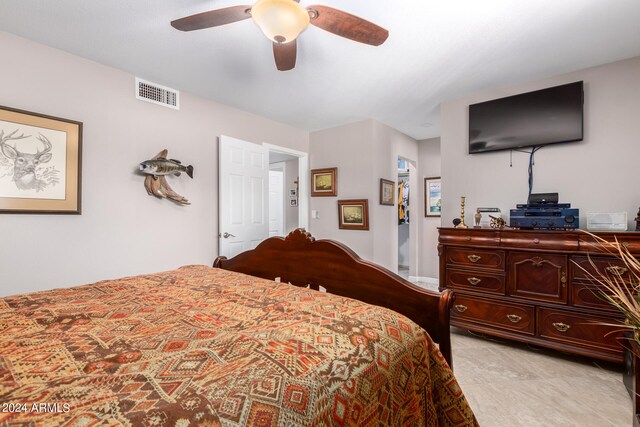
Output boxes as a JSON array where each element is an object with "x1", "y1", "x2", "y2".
[{"x1": 510, "y1": 203, "x2": 579, "y2": 230}]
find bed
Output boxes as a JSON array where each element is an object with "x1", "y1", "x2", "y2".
[{"x1": 0, "y1": 229, "x2": 477, "y2": 426}]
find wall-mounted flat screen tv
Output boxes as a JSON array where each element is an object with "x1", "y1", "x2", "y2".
[{"x1": 469, "y1": 81, "x2": 583, "y2": 154}]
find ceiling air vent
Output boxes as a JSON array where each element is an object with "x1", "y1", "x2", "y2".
[{"x1": 135, "y1": 77, "x2": 179, "y2": 110}]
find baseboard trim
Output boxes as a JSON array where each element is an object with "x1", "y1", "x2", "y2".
[{"x1": 408, "y1": 276, "x2": 439, "y2": 285}]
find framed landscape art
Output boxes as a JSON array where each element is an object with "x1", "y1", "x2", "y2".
[
  {"x1": 338, "y1": 199, "x2": 369, "y2": 230},
  {"x1": 0, "y1": 106, "x2": 82, "y2": 214},
  {"x1": 311, "y1": 167, "x2": 337, "y2": 197}
]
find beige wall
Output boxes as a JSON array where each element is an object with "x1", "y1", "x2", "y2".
[
  {"x1": 308, "y1": 120, "x2": 418, "y2": 272},
  {"x1": 308, "y1": 120, "x2": 375, "y2": 259},
  {"x1": 417, "y1": 137, "x2": 441, "y2": 280},
  {"x1": 0, "y1": 32, "x2": 308, "y2": 296},
  {"x1": 372, "y1": 121, "x2": 418, "y2": 274},
  {"x1": 441, "y1": 56, "x2": 640, "y2": 231}
]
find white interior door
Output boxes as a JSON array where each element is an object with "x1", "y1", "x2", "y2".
[
  {"x1": 219, "y1": 135, "x2": 269, "y2": 258},
  {"x1": 268, "y1": 169, "x2": 284, "y2": 237}
]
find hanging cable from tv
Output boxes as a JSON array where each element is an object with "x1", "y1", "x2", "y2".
[{"x1": 509, "y1": 145, "x2": 541, "y2": 204}]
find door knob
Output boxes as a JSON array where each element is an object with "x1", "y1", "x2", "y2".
[{"x1": 222, "y1": 232, "x2": 236, "y2": 239}]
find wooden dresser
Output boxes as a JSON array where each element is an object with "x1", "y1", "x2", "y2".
[{"x1": 438, "y1": 227, "x2": 640, "y2": 363}]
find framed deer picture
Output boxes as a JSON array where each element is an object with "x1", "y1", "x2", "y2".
[{"x1": 0, "y1": 106, "x2": 82, "y2": 214}]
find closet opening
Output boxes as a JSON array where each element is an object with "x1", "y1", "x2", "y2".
[{"x1": 397, "y1": 158, "x2": 410, "y2": 279}]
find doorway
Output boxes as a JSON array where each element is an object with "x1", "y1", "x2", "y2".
[
  {"x1": 268, "y1": 167, "x2": 284, "y2": 237},
  {"x1": 218, "y1": 136, "x2": 309, "y2": 258},
  {"x1": 268, "y1": 154, "x2": 300, "y2": 236},
  {"x1": 265, "y1": 143, "x2": 308, "y2": 232},
  {"x1": 398, "y1": 158, "x2": 410, "y2": 279}
]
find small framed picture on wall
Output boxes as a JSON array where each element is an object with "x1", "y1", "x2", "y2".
[
  {"x1": 379, "y1": 178, "x2": 394, "y2": 206},
  {"x1": 311, "y1": 167, "x2": 337, "y2": 197},
  {"x1": 338, "y1": 199, "x2": 369, "y2": 230},
  {"x1": 424, "y1": 176, "x2": 441, "y2": 217}
]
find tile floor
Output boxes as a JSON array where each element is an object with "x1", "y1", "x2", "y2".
[
  {"x1": 399, "y1": 271, "x2": 630, "y2": 426},
  {"x1": 451, "y1": 327, "x2": 629, "y2": 426}
]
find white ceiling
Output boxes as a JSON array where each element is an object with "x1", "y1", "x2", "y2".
[{"x1": 1, "y1": 0, "x2": 639, "y2": 139}]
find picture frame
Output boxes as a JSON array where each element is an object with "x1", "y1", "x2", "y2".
[
  {"x1": 338, "y1": 199, "x2": 369, "y2": 230},
  {"x1": 289, "y1": 188, "x2": 297, "y2": 197},
  {"x1": 311, "y1": 167, "x2": 337, "y2": 197},
  {"x1": 379, "y1": 178, "x2": 394, "y2": 206},
  {"x1": 0, "y1": 106, "x2": 82, "y2": 214},
  {"x1": 424, "y1": 176, "x2": 441, "y2": 217},
  {"x1": 289, "y1": 198, "x2": 298, "y2": 207}
]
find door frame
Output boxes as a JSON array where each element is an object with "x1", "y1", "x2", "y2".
[
  {"x1": 395, "y1": 156, "x2": 418, "y2": 279},
  {"x1": 263, "y1": 143, "x2": 309, "y2": 230},
  {"x1": 268, "y1": 163, "x2": 285, "y2": 236}
]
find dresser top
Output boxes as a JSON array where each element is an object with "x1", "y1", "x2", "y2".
[
  {"x1": 439, "y1": 227, "x2": 640, "y2": 235},
  {"x1": 438, "y1": 227, "x2": 640, "y2": 254}
]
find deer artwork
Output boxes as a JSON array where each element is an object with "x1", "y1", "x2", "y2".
[{"x1": 0, "y1": 129, "x2": 54, "y2": 191}]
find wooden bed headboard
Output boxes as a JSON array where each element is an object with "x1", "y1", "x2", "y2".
[{"x1": 213, "y1": 229, "x2": 455, "y2": 368}]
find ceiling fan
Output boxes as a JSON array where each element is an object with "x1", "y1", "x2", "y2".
[{"x1": 171, "y1": 0, "x2": 389, "y2": 71}]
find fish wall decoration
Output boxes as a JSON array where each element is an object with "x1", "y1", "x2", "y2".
[{"x1": 140, "y1": 149, "x2": 193, "y2": 205}]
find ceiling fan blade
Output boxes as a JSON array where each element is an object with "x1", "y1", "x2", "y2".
[
  {"x1": 308, "y1": 5, "x2": 388, "y2": 46},
  {"x1": 171, "y1": 6, "x2": 252, "y2": 31},
  {"x1": 273, "y1": 40, "x2": 297, "y2": 71}
]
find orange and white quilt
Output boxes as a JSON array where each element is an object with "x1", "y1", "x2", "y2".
[{"x1": 0, "y1": 265, "x2": 477, "y2": 426}]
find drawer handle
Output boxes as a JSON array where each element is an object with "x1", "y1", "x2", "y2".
[
  {"x1": 467, "y1": 254, "x2": 482, "y2": 263},
  {"x1": 605, "y1": 266, "x2": 627, "y2": 276},
  {"x1": 506, "y1": 314, "x2": 522, "y2": 323},
  {"x1": 560, "y1": 271, "x2": 566, "y2": 287},
  {"x1": 552, "y1": 322, "x2": 571, "y2": 333},
  {"x1": 467, "y1": 277, "x2": 482, "y2": 285},
  {"x1": 454, "y1": 304, "x2": 468, "y2": 313}
]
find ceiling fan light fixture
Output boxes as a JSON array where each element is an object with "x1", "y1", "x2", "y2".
[{"x1": 251, "y1": 0, "x2": 310, "y2": 43}]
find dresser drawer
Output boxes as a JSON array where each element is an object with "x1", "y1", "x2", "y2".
[
  {"x1": 500, "y1": 230, "x2": 579, "y2": 251},
  {"x1": 579, "y1": 233, "x2": 640, "y2": 255},
  {"x1": 537, "y1": 308, "x2": 623, "y2": 353},
  {"x1": 439, "y1": 228, "x2": 501, "y2": 247},
  {"x1": 447, "y1": 269, "x2": 505, "y2": 295},
  {"x1": 452, "y1": 295, "x2": 535, "y2": 335},
  {"x1": 572, "y1": 283, "x2": 623, "y2": 313},
  {"x1": 446, "y1": 248, "x2": 505, "y2": 270},
  {"x1": 572, "y1": 255, "x2": 633, "y2": 284}
]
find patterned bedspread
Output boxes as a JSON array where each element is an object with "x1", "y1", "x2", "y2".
[{"x1": 0, "y1": 265, "x2": 477, "y2": 426}]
